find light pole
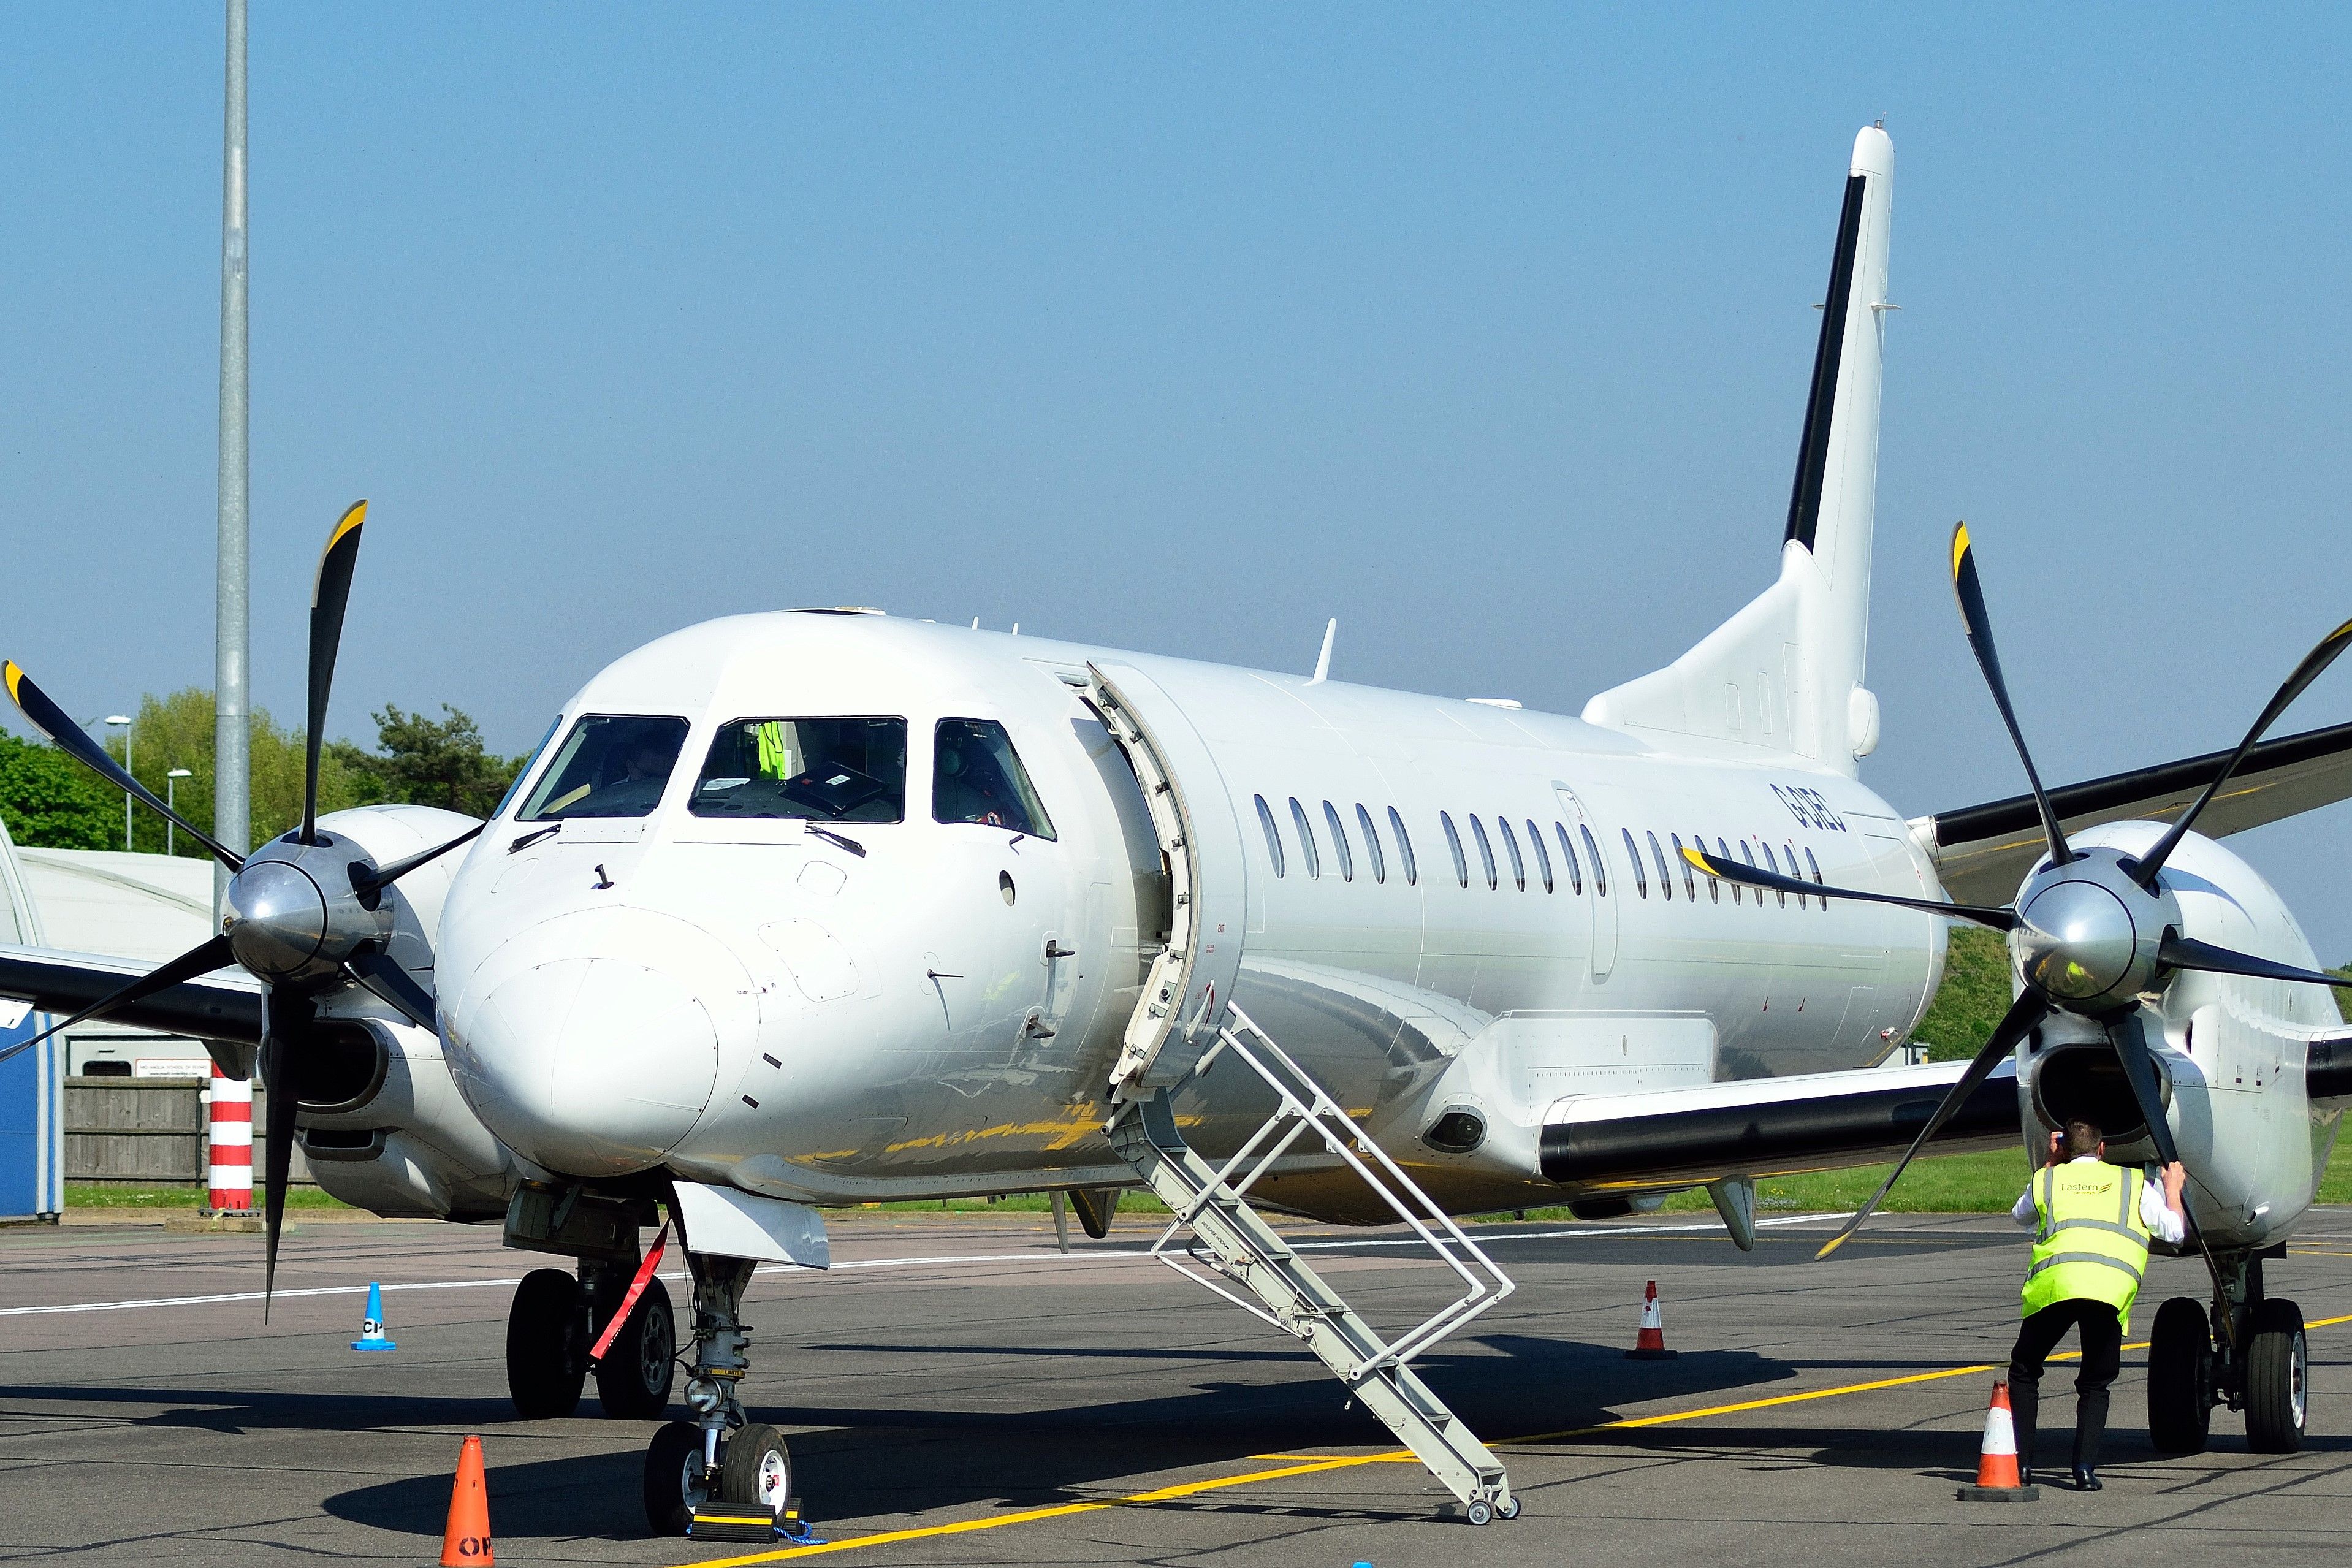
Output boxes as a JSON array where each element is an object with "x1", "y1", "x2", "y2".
[
  {"x1": 166, "y1": 769, "x2": 193, "y2": 857},
  {"x1": 104, "y1": 716, "x2": 132, "y2": 851}
]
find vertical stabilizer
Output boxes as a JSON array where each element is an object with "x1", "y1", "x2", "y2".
[{"x1": 1583, "y1": 127, "x2": 1895, "y2": 775}]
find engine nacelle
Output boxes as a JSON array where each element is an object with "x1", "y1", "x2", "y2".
[
  {"x1": 2017, "y1": 821, "x2": 2345, "y2": 1252},
  {"x1": 284, "y1": 804, "x2": 520, "y2": 1219}
]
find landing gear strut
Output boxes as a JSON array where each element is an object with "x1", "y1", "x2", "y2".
[
  {"x1": 642, "y1": 1251, "x2": 789, "y2": 1536},
  {"x1": 2147, "y1": 1254, "x2": 2307, "y2": 1455}
]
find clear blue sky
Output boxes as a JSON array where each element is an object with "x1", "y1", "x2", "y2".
[{"x1": 6, "y1": 7, "x2": 2352, "y2": 951}]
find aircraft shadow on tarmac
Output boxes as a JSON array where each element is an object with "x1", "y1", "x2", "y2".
[{"x1": 300, "y1": 1334, "x2": 1801, "y2": 1539}]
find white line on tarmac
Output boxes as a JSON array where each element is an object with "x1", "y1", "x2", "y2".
[{"x1": 0, "y1": 1211, "x2": 1865, "y2": 1321}]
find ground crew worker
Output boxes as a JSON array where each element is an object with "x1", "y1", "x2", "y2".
[{"x1": 2008, "y1": 1117, "x2": 2187, "y2": 1490}]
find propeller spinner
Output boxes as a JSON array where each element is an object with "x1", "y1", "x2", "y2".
[
  {"x1": 1, "y1": 500, "x2": 478, "y2": 1312},
  {"x1": 1683, "y1": 521, "x2": 2352, "y2": 1261}
]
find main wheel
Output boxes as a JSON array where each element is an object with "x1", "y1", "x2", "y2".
[
  {"x1": 642, "y1": 1419, "x2": 712, "y2": 1536},
  {"x1": 506, "y1": 1268, "x2": 588, "y2": 1418},
  {"x1": 720, "y1": 1422, "x2": 793, "y2": 1518},
  {"x1": 596, "y1": 1276, "x2": 677, "y2": 1420},
  {"x1": 2147, "y1": 1295, "x2": 2213, "y2": 1454},
  {"x1": 2244, "y1": 1297, "x2": 2310, "y2": 1453}
]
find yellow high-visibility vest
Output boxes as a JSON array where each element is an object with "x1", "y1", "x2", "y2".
[{"x1": 2022, "y1": 1160, "x2": 2153, "y2": 1330}]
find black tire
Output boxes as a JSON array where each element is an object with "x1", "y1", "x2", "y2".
[
  {"x1": 2147, "y1": 1295, "x2": 2213, "y2": 1454},
  {"x1": 596, "y1": 1276, "x2": 677, "y2": 1420},
  {"x1": 720, "y1": 1422, "x2": 793, "y2": 1517},
  {"x1": 506, "y1": 1268, "x2": 587, "y2": 1419},
  {"x1": 2245, "y1": 1297, "x2": 2310, "y2": 1453},
  {"x1": 641, "y1": 1419, "x2": 709, "y2": 1536}
]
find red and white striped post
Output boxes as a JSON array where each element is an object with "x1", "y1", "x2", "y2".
[{"x1": 208, "y1": 1062, "x2": 253, "y2": 1211}]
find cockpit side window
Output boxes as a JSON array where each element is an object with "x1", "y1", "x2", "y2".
[
  {"x1": 519, "y1": 715, "x2": 691, "y2": 821},
  {"x1": 693, "y1": 717, "x2": 909, "y2": 823},
  {"x1": 932, "y1": 718, "x2": 1057, "y2": 839},
  {"x1": 493, "y1": 715, "x2": 561, "y2": 820}
]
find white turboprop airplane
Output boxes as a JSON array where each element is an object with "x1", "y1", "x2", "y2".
[{"x1": 8, "y1": 124, "x2": 2352, "y2": 1534}]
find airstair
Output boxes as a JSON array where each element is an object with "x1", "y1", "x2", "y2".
[{"x1": 1106, "y1": 1004, "x2": 1519, "y2": 1523}]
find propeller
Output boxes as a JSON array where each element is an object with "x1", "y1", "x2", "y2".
[
  {"x1": 2129, "y1": 614, "x2": 2352, "y2": 889},
  {"x1": 302, "y1": 501, "x2": 368, "y2": 846},
  {"x1": 2, "y1": 500, "x2": 487, "y2": 1315},
  {"x1": 1813, "y1": 990, "x2": 2047, "y2": 1260},
  {"x1": 1948, "y1": 522, "x2": 2071, "y2": 869},
  {"x1": 0, "y1": 935, "x2": 234, "y2": 1070},
  {"x1": 2, "y1": 663, "x2": 241, "y2": 869},
  {"x1": 1695, "y1": 523, "x2": 2350, "y2": 1260}
]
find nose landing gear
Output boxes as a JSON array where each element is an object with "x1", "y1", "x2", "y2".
[
  {"x1": 642, "y1": 1252, "x2": 793, "y2": 1538},
  {"x1": 2147, "y1": 1254, "x2": 2307, "y2": 1455},
  {"x1": 504, "y1": 1256, "x2": 676, "y2": 1420}
]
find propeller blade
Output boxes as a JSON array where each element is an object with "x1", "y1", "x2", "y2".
[
  {"x1": 259, "y1": 996, "x2": 302, "y2": 1318},
  {"x1": 351, "y1": 822, "x2": 485, "y2": 895},
  {"x1": 1680, "y1": 845, "x2": 2016, "y2": 930},
  {"x1": 2133, "y1": 614, "x2": 2352, "y2": 888},
  {"x1": 346, "y1": 948, "x2": 437, "y2": 1031},
  {"x1": 1814, "y1": 989, "x2": 2049, "y2": 1261},
  {"x1": 2157, "y1": 934, "x2": 2349, "y2": 989},
  {"x1": 0, "y1": 934, "x2": 236, "y2": 1069},
  {"x1": 1948, "y1": 522, "x2": 2071, "y2": 869},
  {"x1": 2106, "y1": 1009, "x2": 2179, "y2": 1166},
  {"x1": 2, "y1": 663, "x2": 242, "y2": 870},
  {"x1": 302, "y1": 500, "x2": 368, "y2": 846}
]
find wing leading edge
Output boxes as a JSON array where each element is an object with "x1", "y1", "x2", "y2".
[
  {"x1": 1917, "y1": 718, "x2": 2352, "y2": 906},
  {"x1": 1540, "y1": 1059, "x2": 2020, "y2": 1190}
]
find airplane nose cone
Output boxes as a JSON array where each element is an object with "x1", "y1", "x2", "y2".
[
  {"x1": 2016, "y1": 879, "x2": 2138, "y2": 1001},
  {"x1": 445, "y1": 911, "x2": 739, "y2": 1176}
]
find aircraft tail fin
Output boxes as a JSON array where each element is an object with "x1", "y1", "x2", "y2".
[{"x1": 1583, "y1": 126, "x2": 1894, "y2": 775}]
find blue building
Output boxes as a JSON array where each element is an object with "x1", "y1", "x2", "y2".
[{"x1": 0, "y1": 819, "x2": 63, "y2": 1222}]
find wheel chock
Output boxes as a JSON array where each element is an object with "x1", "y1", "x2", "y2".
[{"x1": 690, "y1": 1498, "x2": 823, "y2": 1545}]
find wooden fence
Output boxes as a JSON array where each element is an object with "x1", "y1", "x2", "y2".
[{"x1": 64, "y1": 1077, "x2": 316, "y2": 1187}]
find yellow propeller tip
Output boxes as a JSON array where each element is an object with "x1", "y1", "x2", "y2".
[
  {"x1": 1949, "y1": 521, "x2": 1971, "y2": 576},
  {"x1": 1814, "y1": 1234, "x2": 1849, "y2": 1261},
  {"x1": 328, "y1": 499, "x2": 368, "y2": 547}
]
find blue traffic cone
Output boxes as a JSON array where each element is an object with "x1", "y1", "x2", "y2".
[{"x1": 352, "y1": 1281, "x2": 397, "y2": 1352}]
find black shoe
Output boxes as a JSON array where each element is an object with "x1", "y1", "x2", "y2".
[{"x1": 2071, "y1": 1467, "x2": 2101, "y2": 1492}]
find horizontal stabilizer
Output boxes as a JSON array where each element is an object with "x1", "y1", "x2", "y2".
[
  {"x1": 1919, "y1": 719, "x2": 2352, "y2": 905},
  {"x1": 1540, "y1": 1057, "x2": 2017, "y2": 1190}
]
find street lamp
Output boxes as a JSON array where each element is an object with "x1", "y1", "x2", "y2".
[
  {"x1": 104, "y1": 716, "x2": 132, "y2": 851},
  {"x1": 166, "y1": 769, "x2": 193, "y2": 857}
]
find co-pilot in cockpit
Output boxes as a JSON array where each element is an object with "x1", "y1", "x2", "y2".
[{"x1": 517, "y1": 714, "x2": 689, "y2": 820}]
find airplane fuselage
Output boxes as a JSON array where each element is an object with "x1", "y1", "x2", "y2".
[{"x1": 434, "y1": 611, "x2": 1948, "y2": 1222}]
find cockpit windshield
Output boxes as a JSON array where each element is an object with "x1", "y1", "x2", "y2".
[
  {"x1": 691, "y1": 718, "x2": 908, "y2": 823},
  {"x1": 932, "y1": 718, "x2": 1056, "y2": 839},
  {"x1": 518, "y1": 715, "x2": 690, "y2": 821}
]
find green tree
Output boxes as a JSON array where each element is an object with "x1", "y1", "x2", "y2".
[
  {"x1": 329, "y1": 704, "x2": 521, "y2": 819},
  {"x1": 112, "y1": 688, "x2": 359, "y2": 858},
  {"x1": 1915, "y1": 924, "x2": 2015, "y2": 1061},
  {"x1": 0, "y1": 731, "x2": 121, "y2": 850}
]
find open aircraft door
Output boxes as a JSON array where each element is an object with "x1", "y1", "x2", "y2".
[{"x1": 1086, "y1": 661, "x2": 1249, "y2": 1098}]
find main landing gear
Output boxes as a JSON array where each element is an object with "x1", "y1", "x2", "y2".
[
  {"x1": 504, "y1": 1259, "x2": 677, "y2": 1420},
  {"x1": 2147, "y1": 1254, "x2": 2308, "y2": 1455},
  {"x1": 641, "y1": 1252, "x2": 791, "y2": 1537}
]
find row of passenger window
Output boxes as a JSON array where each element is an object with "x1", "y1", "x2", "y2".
[{"x1": 1251, "y1": 792, "x2": 1828, "y2": 911}]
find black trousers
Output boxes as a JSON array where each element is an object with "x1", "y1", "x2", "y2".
[{"x1": 2008, "y1": 1300, "x2": 2125, "y2": 1474}]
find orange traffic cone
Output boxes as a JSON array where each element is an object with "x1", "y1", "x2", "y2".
[
  {"x1": 1626, "y1": 1279, "x2": 1677, "y2": 1360},
  {"x1": 440, "y1": 1434, "x2": 495, "y2": 1564},
  {"x1": 1955, "y1": 1382, "x2": 2040, "y2": 1501}
]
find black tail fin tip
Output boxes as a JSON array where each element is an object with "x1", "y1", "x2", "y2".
[{"x1": 1784, "y1": 172, "x2": 1870, "y2": 554}]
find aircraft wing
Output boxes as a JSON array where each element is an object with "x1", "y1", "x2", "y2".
[
  {"x1": 1539, "y1": 1058, "x2": 2019, "y2": 1190},
  {"x1": 0, "y1": 943, "x2": 264, "y2": 1047},
  {"x1": 1916, "y1": 718, "x2": 2352, "y2": 905}
]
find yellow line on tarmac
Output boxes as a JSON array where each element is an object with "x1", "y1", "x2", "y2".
[{"x1": 693, "y1": 1311, "x2": 2352, "y2": 1566}]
